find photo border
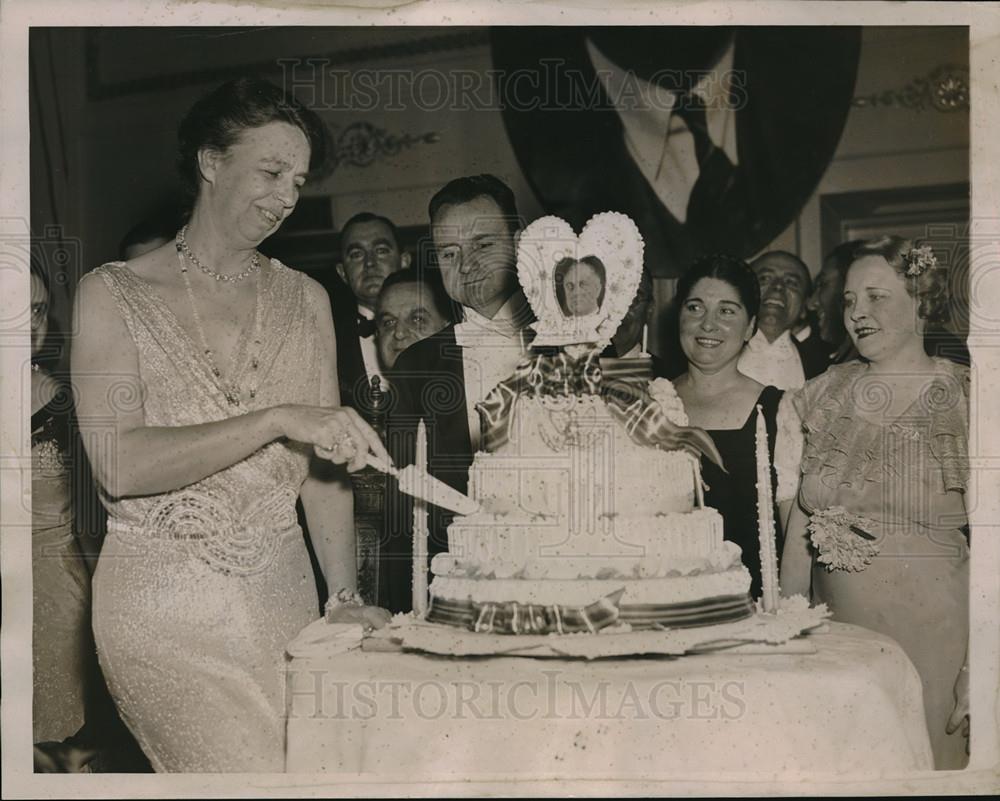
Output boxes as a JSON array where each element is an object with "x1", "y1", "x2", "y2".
[{"x1": 2, "y1": 0, "x2": 998, "y2": 797}]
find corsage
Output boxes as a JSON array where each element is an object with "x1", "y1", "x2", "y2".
[{"x1": 808, "y1": 507, "x2": 881, "y2": 572}]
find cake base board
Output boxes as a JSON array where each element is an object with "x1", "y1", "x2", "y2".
[{"x1": 366, "y1": 600, "x2": 830, "y2": 660}]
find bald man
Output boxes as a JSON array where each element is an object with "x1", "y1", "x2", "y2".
[{"x1": 738, "y1": 251, "x2": 832, "y2": 389}]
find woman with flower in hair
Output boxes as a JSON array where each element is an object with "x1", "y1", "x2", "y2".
[{"x1": 780, "y1": 236, "x2": 970, "y2": 769}]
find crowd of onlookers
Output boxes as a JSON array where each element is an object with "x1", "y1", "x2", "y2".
[{"x1": 30, "y1": 76, "x2": 970, "y2": 773}]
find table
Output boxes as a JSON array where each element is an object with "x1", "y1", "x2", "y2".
[{"x1": 284, "y1": 622, "x2": 933, "y2": 777}]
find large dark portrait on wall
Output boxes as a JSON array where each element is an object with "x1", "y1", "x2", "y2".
[{"x1": 492, "y1": 27, "x2": 863, "y2": 278}]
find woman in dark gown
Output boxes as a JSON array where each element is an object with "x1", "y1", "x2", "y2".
[{"x1": 671, "y1": 255, "x2": 797, "y2": 597}]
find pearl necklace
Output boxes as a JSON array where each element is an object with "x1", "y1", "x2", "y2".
[
  {"x1": 176, "y1": 242, "x2": 263, "y2": 407},
  {"x1": 176, "y1": 225, "x2": 260, "y2": 284}
]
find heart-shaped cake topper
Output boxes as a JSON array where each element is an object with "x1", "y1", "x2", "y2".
[{"x1": 517, "y1": 212, "x2": 645, "y2": 347}]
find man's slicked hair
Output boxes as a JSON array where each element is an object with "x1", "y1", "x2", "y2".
[
  {"x1": 340, "y1": 212, "x2": 402, "y2": 249},
  {"x1": 750, "y1": 249, "x2": 813, "y2": 297},
  {"x1": 377, "y1": 268, "x2": 456, "y2": 324},
  {"x1": 428, "y1": 174, "x2": 520, "y2": 233}
]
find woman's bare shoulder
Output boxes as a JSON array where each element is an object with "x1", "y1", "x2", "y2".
[
  {"x1": 288, "y1": 268, "x2": 332, "y2": 316},
  {"x1": 119, "y1": 241, "x2": 180, "y2": 290}
]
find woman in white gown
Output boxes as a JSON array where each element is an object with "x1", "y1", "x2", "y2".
[{"x1": 72, "y1": 77, "x2": 391, "y2": 772}]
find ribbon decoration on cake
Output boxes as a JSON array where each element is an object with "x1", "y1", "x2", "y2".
[
  {"x1": 468, "y1": 589, "x2": 626, "y2": 635},
  {"x1": 476, "y1": 347, "x2": 725, "y2": 470}
]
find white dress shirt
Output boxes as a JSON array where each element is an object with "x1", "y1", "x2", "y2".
[
  {"x1": 738, "y1": 329, "x2": 806, "y2": 391},
  {"x1": 774, "y1": 393, "x2": 804, "y2": 504},
  {"x1": 454, "y1": 297, "x2": 530, "y2": 451},
  {"x1": 357, "y1": 306, "x2": 389, "y2": 390},
  {"x1": 586, "y1": 37, "x2": 739, "y2": 224}
]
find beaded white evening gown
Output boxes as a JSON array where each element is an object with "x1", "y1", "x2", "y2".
[{"x1": 89, "y1": 261, "x2": 320, "y2": 772}]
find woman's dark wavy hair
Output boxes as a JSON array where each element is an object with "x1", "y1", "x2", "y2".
[
  {"x1": 177, "y1": 76, "x2": 329, "y2": 205},
  {"x1": 848, "y1": 235, "x2": 950, "y2": 325},
  {"x1": 553, "y1": 256, "x2": 607, "y2": 315},
  {"x1": 655, "y1": 253, "x2": 759, "y2": 379},
  {"x1": 675, "y1": 253, "x2": 761, "y2": 326}
]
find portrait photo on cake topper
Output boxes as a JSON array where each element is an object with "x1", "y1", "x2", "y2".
[
  {"x1": 554, "y1": 256, "x2": 606, "y2": 318},
  {"x1": 517, "y1": 212, "x2": 644, "y2": 347}
]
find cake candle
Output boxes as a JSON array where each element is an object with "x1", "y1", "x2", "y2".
[
  {"x1": 412, "y1": 419, "x2": 429, "y2": 617},
  {"x1": 754, "y1": 405, "x2": 780, "y2": 612}
]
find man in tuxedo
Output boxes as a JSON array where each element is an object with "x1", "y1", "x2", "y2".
[
  {"x1": 738, "y1": 251, "x2": 833, "y2": 389},
  {"x1": 301, "y1": 212, "x2": 411, "y2": 608},
  {"x1": 380, "y1": 174, "x2": 533, "y2": 613},
  {"x1": 327, "y1": 212, "x2": 411, "y2": 411}
]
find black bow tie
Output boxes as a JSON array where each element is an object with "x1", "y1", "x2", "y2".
[{"x1": 357, "y1": 315, "x2": 376, "y2": 339}]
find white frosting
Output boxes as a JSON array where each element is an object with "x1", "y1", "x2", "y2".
[
  {"x1": 445, "y1": 508, "x2": 726, "y2": 571},
  {"x1": 430, "y1": 565, "x2": 751, "y2": 607},
  {"x1": 436, "y1": 384, "x2": 751, "y2": 614},
  {"x1": 432, "y1": 538, "x2": 740, "y2": 581},
  {"x1": 469, "y1": 395, "x2": 696, "y2": 519}
]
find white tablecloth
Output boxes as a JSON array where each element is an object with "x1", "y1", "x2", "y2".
[{"x1": 284, "y1": 622, "x2": 933, "y2": 777}]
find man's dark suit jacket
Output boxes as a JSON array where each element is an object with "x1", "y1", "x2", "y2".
[
  {"x1": 379, "y1": 323, "x2": 473, "y2": 613},
  {"x1": 793, "y1": 329, "x2": 837, "y2": 381},
  {"x1": 925, "y1": 328, "x2": 971, "y2": 367},
  {"x1": 303, "y1": 273, "x2": 383, "y2": 610},
  {"x1": 319, "y1": 272, "x2": 375, "y2": 412}
]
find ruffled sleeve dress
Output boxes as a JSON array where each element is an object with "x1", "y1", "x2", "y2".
[{"x1": 790, "y1": 358, "x2": 969, "y2": 769}]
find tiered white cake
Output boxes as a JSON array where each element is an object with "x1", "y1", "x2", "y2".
[
  {"x1": 427, "y1": 382, "x2": 754, "y2": 631},
  {"x1": 423, "y1": 212, "x2": 754, "y2": 633}
]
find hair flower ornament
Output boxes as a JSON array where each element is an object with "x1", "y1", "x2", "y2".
[{"x1": 903, "y1": 243, "x2": 939, "y2": 277}]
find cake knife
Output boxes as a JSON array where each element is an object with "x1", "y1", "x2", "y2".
[{"x1": 365, "y1": 453, "x2": 481, "y2": 516}]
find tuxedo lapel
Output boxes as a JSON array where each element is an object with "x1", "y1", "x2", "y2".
[
  {"x1": 380, "y1": 324, "x2": 472, "y2": 613},
  {"x1": 792, "y1": 331, "x2": 835, "y2": 381},
  {"x1": 389, "y1": 323, "x2": 473, "y2": 487}
]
